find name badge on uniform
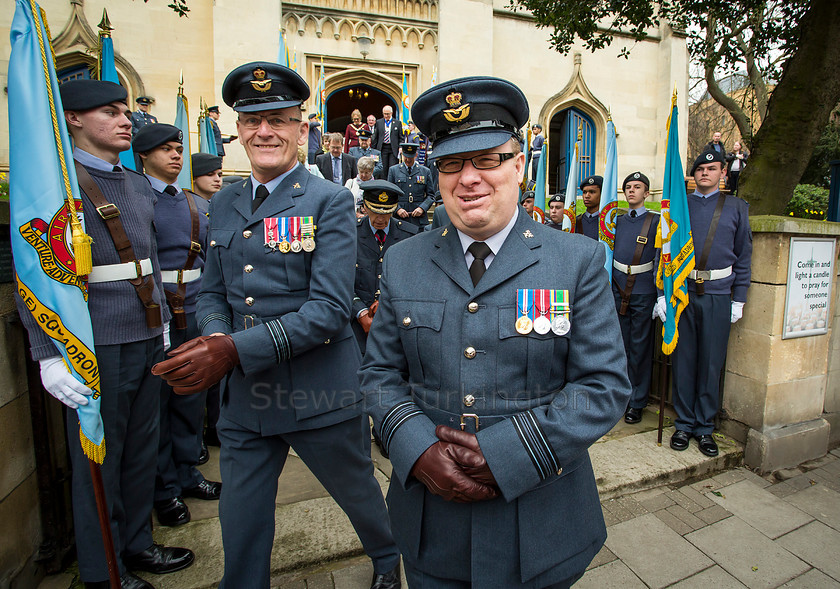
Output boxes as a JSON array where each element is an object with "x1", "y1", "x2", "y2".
[
  {"x1": 264, "y1": 217, "x2": 279, "y2": 251},
  {"x1": 549, "y1": 289, "x2": 571, "y2": 336}
]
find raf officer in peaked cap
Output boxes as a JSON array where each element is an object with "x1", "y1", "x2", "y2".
[
  {"x1": 360, "y1": 76, "x2": 630, "y2": 588},
  {"x1": 654, "y1": 149, "x2": 752, "y2": 457},
  {"x1": 152, "y1": 62, "x2": 401, "y2": 589},
  {"x1": 207, "y1": 105, "x2": 237, "y2": 157},
  {"x1": 576, "y1": 175, "x2": 603, "y2": 239},
  {"x1": 14, "y1": 80, "x2": 193, "y2": 589},
  {"x1": 388, "y1": 142, "x2": 435, "y2": 228},
  {"x1": 349, "y1": 128, "x2": 384, "y2": 179},
  {"x1": 131, "y1": 96, "x2": 157, "y2": 136}
]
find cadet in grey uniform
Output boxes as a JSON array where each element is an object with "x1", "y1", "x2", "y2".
[
  {"x1": 152, "y1": 62, "x2": 401, "y2": 589},
  {"x1": 361, "y1": 76, "x2": 630, "y2": 588},
  {"x1": 576, "y1": 175, "x2": 602, "y2": 239},
  {"x1": 655, "y1": 150, "x2": 752, "y2": 457},
  {"x1": 349, "y1": 128, "x2": 384, "y2": 179},
  {"x1": 16, "y1": 80, "x2": 193, "y2": 589},
  {"x1": 133, "y1": 124, "x2": 222, "y2": 530},
  {"x1": 388, "y1": 142, "x2": 435, "y2": 228},
  {"x1": 611, "y1": 172, "x2": 659, "y2": 425}
]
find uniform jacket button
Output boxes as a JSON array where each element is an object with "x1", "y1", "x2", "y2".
[
  {"x1": 402, "y1": 316, "x2": 412, "y2": 327},
  {"x1": 468, "y1": 302, "x2": 479, "y2": 313},
  {"x1": 557, "y1": 467, "x2": 563, "y2": 475},
  {"x1": 245, "y1": 296, "x2": 255, "y2": 306},
  {"x1": 464, "y1": 346, "x2": 476, "y2": 359},
  {"x1": 243, "y1": 230, "x2": 252, "y2": 239},
  {"x1": 464, "y1": 394, "x2": 476, "y2": 407},
  {"x1": 210, "y1": 240, "x2": 217, "y2": 247},
  {"x1": 244, "y1": 264, "x2": 254, "y2": 273}
]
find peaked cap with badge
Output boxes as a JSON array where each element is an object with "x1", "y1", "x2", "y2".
[
  {"x1": 399, "y1": 142, "x2": 419, "y2": 156},
  {"x1": 222, "y1": 61, "x2": 310, "y2": 112},
  {"x1": 360, "y1": 179, "x2": 404, "y2": 215},
  {"x1": 357, "y1": 128, "x2": 373, "y2": 139},
  {"x1": 411, "y1": 76, "x2": 529, "y2": 159},
  {"x1": 690, "y1": 149, "x2": 726, "y2": 175},
  {"x1": 132, "y1": 123, "x2": 183, "y2": 153}
]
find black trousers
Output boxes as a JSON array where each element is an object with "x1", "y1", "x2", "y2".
[{"x1": 613, "y1": 290, "x2": 657, "y2": 409}]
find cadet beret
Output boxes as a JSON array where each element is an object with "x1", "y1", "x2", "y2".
[
  {"x1": 136, "y1": 96, "x2": 154, "y2": 105},
  {"x1": 361, "y1": 179, "x2": 404, "y2": 215},
  {"x1": 580, "y1": 175, "x2": 603, "y2": 190},
  {"x1": 60, "y1": 79, "x2": 127, "y2": 111},
  {"x1": 207, "y1": 105, "x2": 220, "y2": 114},
  {"x1": 548, "y1": 193, "x2": 565, "y2": 205},
  {"x1": 357, "y1": 128, "x2": 373, "y2": 139},
  {"x1": 690, "y1": 150, "x2": 726, "y2": 175},
  {"x1": 520, "y1": 191, "x2": 535, "y2": 203},
  {"x1": 400, "y1": 142, "x2": 419, "y2": 155},
  {"x1": 222, "y1": 61, "x2": 310, "y2": 112},
  {"x1": 132, "y1": 123, "x2": 183, "y2": 153},
  {"x1": 623, "y1": 171, "x2": 650, "y2": 190},
  {"x1": 411, "y1": 76, "x2": 529, "y2": 159},
  {"x1": 192, "y1": 152, "x2": 223, "y2": 177}
]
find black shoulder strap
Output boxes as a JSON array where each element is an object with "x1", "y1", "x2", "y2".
[{"x1": 695, "y1": 194, "x2": 727, "y2": 295}]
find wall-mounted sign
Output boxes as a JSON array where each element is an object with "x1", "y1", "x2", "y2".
[{"x1": 783, "y1": 237, "x2": 836, "y2": 339}]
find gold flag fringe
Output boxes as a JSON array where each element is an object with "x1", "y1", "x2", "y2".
[{"x1": 80, "y1": 428, "x2": 106, "y2": 464}]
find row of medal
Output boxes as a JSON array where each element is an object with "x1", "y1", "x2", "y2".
[
  {"x1": 264, "y1": 216, "x2": 316, "y2": 253},
  {"x1": 516, "y1": 289, "x2": 571, "y2": 336}
]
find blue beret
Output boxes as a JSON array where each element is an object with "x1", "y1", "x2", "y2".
[
  {"x1": 623, "y1": 171, "x2": 650, "y2": 190},
  {"x1": 580, "y1": 175, "x2": 603, "y2": 190},
  {"x1": 360, "y1": 180, "x2": 404, "y2": 214},
  {"x1": 222, "y1": 62, "x2": 310, "y2": 113},
  {"x1": 691, "y1": 150, "x2": 726, "y2": 175},
  {"x1": 60, "y1": 80, "x2": 127, "y2": 111},
  {"x1": 191, "y1": 153, "x2": 223, "y2": 177},
  {"x1": 132, "y1": 123, "x2": 182, "y2": 153},
  {"x1": 411, "y1": 76, "x2": 528, "y2": 159},
  {"x1": 548, "y1": 193, "x2": 565, "y2": 205}
]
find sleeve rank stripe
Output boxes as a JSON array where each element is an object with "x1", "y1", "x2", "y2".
[
  {"x1": 266, "y1": 319, "x2": 291, "y2": 362},
  {"x1": 511, "y1": 411, "x2": 560, "y2": 480},
  {"x1": 381, "y1": 400, "x2": 423, "y2": 452},
  {"x1": 199, "y1": 312, "x2": 232, "y2": 332}
]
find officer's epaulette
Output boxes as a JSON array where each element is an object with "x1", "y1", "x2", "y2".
[
  {"x1": 396, "y1": 220, "x2": 420, "y2": 235},
  {"x1": 357, "y1": 216, "x2": 366, "y2": 225}
]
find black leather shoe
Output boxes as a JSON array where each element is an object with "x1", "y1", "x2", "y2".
[
  {"x1": 85, "y1": 572, "x2": 154, "y2": 589},
  {"x1": 370, "y1": 563, "x2": 401, "y2": 589},
  {"x1": 670, "y1": 430, "x2": 690, "y2": 451},
  {"x1": 624, "y1": 407, "x2": 643, "y2": 424},
  {"x1": 154, "y1": 496, "x2": 190, "y2": 527},
  {"x1": 197, "y1": 442, "x2": 209, "y2": 465},
  {"x1": 696, "y1": 434, "x2": 719, "y2": 457},
  {"x1": 204, "y1": 427, "x2": 221, "y2": 447},
  {"x1": 183, "y1": 479, "x2": 222, "y2": 501},
  {"x1": 124, "y1": 543, "x2": 194, "y2": 575}
]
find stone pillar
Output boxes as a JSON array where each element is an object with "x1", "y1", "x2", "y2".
[{"x1": 721, "y1": 216, "x2": 840, "y2": 473}]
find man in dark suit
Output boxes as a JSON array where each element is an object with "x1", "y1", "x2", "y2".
[
  {"x1": 372, "y1": 104, "x2": 402, "y2": 176},
  {"x1": 316, "y1": 132, "x2": 358, "y2": 185},
  {"x1": 360, "y1": 76, "x2": 630, "y2": 588},
  {"x1": 152, "y1": 62, "x2": 400, "y2": 589},
  {"x1": 388, "y1": 143, "x2": 435, "y2": 228}
]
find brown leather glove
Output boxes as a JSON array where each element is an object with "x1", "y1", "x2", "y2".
[
  {"x1": 358, "y1": 311, "x2": 373, "y2": 333},
  {"x1": 152, "y1": 335, "x2": 239, "y2": 395},
  {"x1": 410, "y1": 440, "x2": 499, "y2": 503},
  {"x1": 435, "y1": 425, "x2": 498, "y2": 487}
]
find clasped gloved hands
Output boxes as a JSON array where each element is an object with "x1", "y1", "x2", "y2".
[
  {"x1": 410, "y1": 425, "x2": 499, "y2": 503},
  {"x1": 152, "y1": 334, "x2": 239, "y2": 395}
]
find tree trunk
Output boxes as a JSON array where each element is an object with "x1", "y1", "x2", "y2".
[{"x1": 739, "y1": 0, "x2": 840, "y2": 215}]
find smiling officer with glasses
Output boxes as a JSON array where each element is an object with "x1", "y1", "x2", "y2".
[{"x1": 360, "y1": 76, "x2": 630, "y2": 588}]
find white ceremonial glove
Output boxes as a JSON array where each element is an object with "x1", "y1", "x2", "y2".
[
  {"x1": 653, "y1": 296, "x2": 667, "y2": 322},
  {"x1": 731, "y1": 301, "x2": 744, "y2": 324},
  {"x1": 163, "y1": 322, "x2": 171, "y2": 352},
  {"x1": 39, "y1": 356, "x2": 94, "y2": 409}
]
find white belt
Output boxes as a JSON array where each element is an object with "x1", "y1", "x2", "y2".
[
  {"x1": 689, "y1": 266, "x2": 732, "y2": 282},
  {"x1": 160, "y1": 268, "x2": 202, "y2": 284},
  {"x1": 613, "y1": 260, "x2": 653, "y2": 275},
  {"x1": 88, "y1": 258, "x2": 153, "y2": 283}
]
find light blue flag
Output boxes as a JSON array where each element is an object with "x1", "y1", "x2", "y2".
[
  {"x1": 278, "y1": 30, "x2": 290, "y2": 67},
  {"x1": 401, "y1": 71, "x2": 410, "y2": 126},
  {"x1": 100, "y1": 35, "x2": 135, "y2": 171},
  {"x1": 9, "y1": 0, "x2": 104, "y2": 461},
  {"x1": 199, "y1": 112, "x2": 218, "y2": 155},
  {"x1": 599, "y1": 119, "x2": 619, "y2": 278},
  {"x1": 655, "y1": 93, "x2": 695, "y2": 355},
  {"x1": 174, "y1": 93, "x2": 193, "y2": 188},
  {"x1": 534, "y1": 143, "x2": 547, "y2": 216},
  {"x1": 562, "y1": 140, "x2": 579, "y2": 232}
]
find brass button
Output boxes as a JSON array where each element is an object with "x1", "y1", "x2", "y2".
[
  {"x1": 468, "y1": 302, "x2": 479, "y2": 313},
  {"x1": 245, "y1": 296, "x2": 254, "y2": 306},
  {"x1": 243, "y1": 230, "x2": 252, "y2": 239},
  {"x1": 210, "y1": 240, "x2": 217, "y2": 247},
  {"x1": 379, "y1": 258, "x2": 383, "y2": 263},
  {"x1": 244, "y1": 264, "x2": 254, "y2": 273},
  {"x1": 402, "y1": 316, "x2": 412, "y2": 327},
  {"x1": 377, "y1": 274, "x2": 381, "y2": 279},
  {"x1": 464, "y1": 394, "x2": 476, "y2": 407},
  {"x1": 557, "y1": 467, "x2": 563, "y2": 475},
  {"x1": 324, "y1": 339, "x2": 331, "y2": 344},
  {"x1": 375, "y1": 289, "x2": 380, "y2": 296},
  {"x1": 464, "y1": 346, "x2": 476, "y2": 359}
]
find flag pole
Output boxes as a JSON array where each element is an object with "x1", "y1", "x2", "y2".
[{"x1": 88, "y1": 461, "x2": 121, "y2": 588}]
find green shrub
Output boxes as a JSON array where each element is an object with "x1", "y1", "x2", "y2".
[
  {"x1": 785, "y1": 184, "x2": 828, "y2": 220},
  {"x1": 0, "y1": 172, "x2": 8, "y2": 201}
]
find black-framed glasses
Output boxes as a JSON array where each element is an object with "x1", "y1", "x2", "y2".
[
  {"x1": 238, "y1": 114, "x2": 302, "y2": 130},
  {"x1": 435, "y1": 153, "x2": 515, "y2": 174}
]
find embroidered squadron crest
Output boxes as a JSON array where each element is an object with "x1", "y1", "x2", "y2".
[
  {"x1": 443, "y1": 91, "x2": 471, "y2": 123},
  {"x1": 250, "y1": 68, "x2": 271, "y2": 93},
  {"x1": 378, "y1": 192, "x2": 389, "y2": 203}
]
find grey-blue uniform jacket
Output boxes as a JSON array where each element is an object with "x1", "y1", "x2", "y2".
[
  {"x1": 387, "y1": 162, "x2": 435, "y2": 226},
  {"x1": 196, "y1": 165, "x2": 362, "y2": 434},
  {"x1": 360, "y1": 209, "x2": 631, "y2": 586},
  {"x1": 348, "y1": 146, "x2": 384, "y2": 179},
  {"x1": 612, "y1": 210, "x2": 659, "y2": 295},
  {"x1": 575, "y1": 212, "x2": 599, "y2": 240},
  {"x1": 131, "y1": 111, "x2": 158, "y2": 136}
]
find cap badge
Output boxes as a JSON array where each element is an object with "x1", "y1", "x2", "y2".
[
  {"x1": 177, "y1": 130, "x2": 183, "y2": 141},
  {"x1": 250, "y1": 68, "x2": 271, "y2": 93},
  {"x1": 634, "y1": 173, "x2": 640, "y2": 179},
  {"x1": 378, "y1": 192, "x2": 389, "y2": 203},
  {"x1": 588, "y1": 178, "x2": 594, "y2": 183},
  {"x1": 443, "y1": 91, "x2": 471, "y2": 123},
  {"x1": 705, "y1": 153, "x2": 714, "y2": 161}
]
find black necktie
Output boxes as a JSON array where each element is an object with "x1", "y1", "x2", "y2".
[
  {"x1": 467, "y1": 241, "x2": 492, "y2": 287},
  {"x1": 375, "y1": 229, "x2": 386, "y2": 247},
  {"x1": 252, "y1": 184, "x2": 269, "y2": 213},
  {"x1": 164, "y1": 185, "x2": 178, "y2": 196},
  {"x1": 630, "y1": 210, "x2": 637, "y2": 218},
  {"x1": 112, "y1": 165, "x2": 121, "y2": 172}
]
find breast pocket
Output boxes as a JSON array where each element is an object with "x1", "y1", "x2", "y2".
[
  {"x1": 496, "y1": 304, "x2": 569, "y2": 400},
  {"x1": 393, "y1": 299, "x2": 444, "y2": 391},
  {"x1": 209, "y1": 229, "x2": 235, "y2": 284}
]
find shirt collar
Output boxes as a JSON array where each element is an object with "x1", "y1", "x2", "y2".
[
  {"x1": 628, "y1": 206, "x2": 647, "y2": 216},
  {"x1": 250, "y1": 163, "x2": 299, "y2": 200},
  {"x1": 146, "y1": 174, "x2": 181, "y2": 196},
  {"x1": 692, "y1": 189, "x2": 721, "y2": 199},
  {"x1": 73, "y1": 147, "x2": 122, "y2": 172},
  {"x1": 457, "y1": 207, "x2": 519, "y2": 259}
]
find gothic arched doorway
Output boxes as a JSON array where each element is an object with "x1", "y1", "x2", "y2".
[
  {"x1": 325, "y1": 84, "x2": 396, "y2": 136},
  {"x1": 548, "y1": 107, "x2": 596, "y2": 198}
]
